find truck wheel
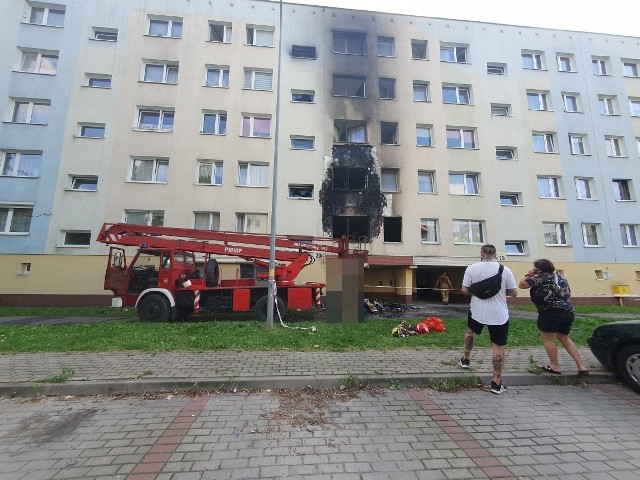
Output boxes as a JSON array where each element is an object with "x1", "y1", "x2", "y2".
[
  {"x1": 205, "y1": 259, "x2": 219, "y2": 287},
  {"x1": 138, "y1": 294, "x2": 171, "y2": 323},
  {"x1": 254, "y1": 296, "x2": 287, "y2": 322},
  {"x1": 616, "y1": 344, "x2": 640, "y2": 394}
]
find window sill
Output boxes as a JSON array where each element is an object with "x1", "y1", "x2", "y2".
[
  {"x1": 132, "y1": 128, "x2": 173, "y2": 133},
  {"x1": 380, "y1": 143, "x2": 400, "y2": 147},
  {"x1": 1, "y1": 175, "x2": 39, "y2": 179},
  {"x1": 203, "y1": 85, "x2": 229, "y2": 89},
  {"x1": 200, "y1": 132, "x2": 226, "y2": 136},
  {"x1": 607, "y1": 155, "x2": 629, "y2": 159},
  {"x1": 89, "y1": 38, "x2": 117, "y2": 42},
  {"x1": 206, "y1": 40, "x2": 231, "y2": 44},
  {"x1": 13, "y1": 70, "x2": 56, "y2": 76},
  {"x1": 240, "y1": 135, "x2": 271, "y2": 139},
  {"x1": 3, "y1": 121, "x2": 48, "y2": 126},
  {"x1": 418, "y1": 192, "x2": 436, "y2": 195},
  {"x1": 74, "y1": 135, "x2": 105, "y2": 139},
  {"x1": 195, "y1": 183, "x2": 222, "y2": 187},
  {"x1": 241, "y1": 88, "x2": 273, "y2": 92},
  {"x1": 379, "y1": 98, "x2": 397, "y2": 101},
  {"x1": 236, "y1": 184, "x2": 269, "y2": 188},
  {"x1": 126, "y1": 181, "x2": 168, "y2": 185},
  {"x1": 288, "y1": 197, "x2": 314, "y2": 200},
  {"x1": 244, "y1": 44, "x2": 275, "y2": 48},
  {"x1": 331, "y1": 51, "x2": 366, "y2": 56},
  {"x1": 65, "y1": 188, "x2": 97, "y2": 192},
  {"x1": 416, "y1": 144, "x2": 434, "y2": 148},
  {"x1": 544, "y1": 244, "x2": 571, "y2": 247},
  {"x1": 411, "y1": 58, "x2": 429, "y2": 61},
  {"x1": 290, "y1": 148, "x2": 315, "y2": 151},
  {"x1": 421, "y1": 241, "x2": 441, "y2": 245},
  {"x1": 83, "y1": 85, "x2": 111, "y2": 89},
  {"x1": 140, "y1": 80, "x2": 177, "y2": 85},
  {"x1": 21, "y1": 22, "x2": 63, "y2": 28},
  {"x1": 0, "y1": 232, "x2": 29, "y2": 236},
  {"x1": 583, "y1": 245, "x2": 604, "y2": 248},
  {"x1": 144, "y1": 34, "x2": 182, "y2": 40}
]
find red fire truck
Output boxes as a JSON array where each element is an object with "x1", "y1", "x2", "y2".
[{"x1": 96, "y1": 223, "x2": 348, "y2": 322}]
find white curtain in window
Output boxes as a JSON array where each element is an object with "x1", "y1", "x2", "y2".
[
  {"x1": 166, "y1": 67, "x2": 178, "y2": 84},
  {"x1": 132, "y1": 160, "x2": 153, "y2": 181},
  {"x1": 413, "y1": 85, "x2": 427, "y2": 101},
  {"x1": 194, "y1": 213, "x2": 209, "y2": 230},
  {"x1": 213, "y1": 163, "x2": 223, "y2": 184},
  {"x1": 255, "y1": 29, "x2": 273, "y2": 46},
  {"x1": 47, "y1": 10, "x2": 65, "y2": 26},
  {"x1": 198, "y1": 163, "x2": 212, "y2": 184},
  {"x1": 245, "y1": 214, "x2": 266, "y2": 233},
  {"x1": 250, "y1": 164, "x2": 268, "y2": 186},
  {"x1": 253, "y1": 118, "x2": 270, "y2": 137},
  {"x1": 238, "y1": 164, "x2": 248, "y2": 185},
  {"x1": 584, "y1": 225, "x2": 598, "y2": 245},
  {"x1": 207, "y1": 69, "x2": 221, "y2": 87},
  {"x1": 0, "y1": 209, "x2": 7, "y2": 231},
  {"x1": 13, "y1": 103, "x2": 29, "y2": 122},
  {"x1": 30, "y1": 8, "x2": 44, "y2": 23},
  {"x1": 155, "y1": 161, "x2": 168, "y2": 183},
  {"x1": 449, "y1": 174, "x2": 465, "y2": 194},
  {"x1": 11, "y1": 208, "x2": 32, "y2": 232},
  {"x1": 39, "y1": 55, "x2": 58, "y2": 74},
  {"x1": 381, "y1": 171, "x2": 397, "y2": 191},
  {"x1": 30, "y1": 104, "x2": 49, "y2": 124},
  {"x1": 20, "y1": 53, "x2": 38, "y2": 72},
  {"x1": 18, "y1": 154, "x2": 40, "y2": 176},
  {"x1": 2, "y1": 154, "x2": 16, "y2": 175},
  {"x1": 149, "y1": 20, "x2": 168, "y2": 36},
  {"x1": 418, "y1": 174, "x2": 433, "y2": 192},
  {"x1": 347, "y1": 125, "x2": 365, "y2": 143},
  {"x1": 145, "y1": 65, "x2": 164, "y2": 82}
]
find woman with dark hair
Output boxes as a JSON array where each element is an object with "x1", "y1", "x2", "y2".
[{"x1": 518, "y1": 259, "x2": 589, "y2": 375}]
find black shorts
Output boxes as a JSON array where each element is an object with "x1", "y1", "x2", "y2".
[
  {"x1": 467, "y1": 311, "x2": 509, "y2": 346},
  {"x1": 537, "y1": 309, "x2": 574, "y2": 335}
]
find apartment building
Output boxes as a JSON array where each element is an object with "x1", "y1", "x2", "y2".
[{"x1": 1, "y1": 0, "x2": 639, "y2": 305}]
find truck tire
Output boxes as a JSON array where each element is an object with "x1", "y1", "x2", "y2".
[
  {"x1": 616, "y1": 344, "x2": 640, "y2": 394},
  {"x1": 138, "y1": 293, "x2": 171, "y2": 323},
  {"x1": 254, "y1": 296, "x2": 287, "y2": 322},
  {"x1": 205, "y1": 259, "x2": 219, "y2": 287}
]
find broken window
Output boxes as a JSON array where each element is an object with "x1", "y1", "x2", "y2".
[
  {"x1": 288, "y1": 184, "x2": 314, "y2": 199},
  {"x1": 334, "y1": 120, "x2": 367, "y2": 143},
  {"x1": 292, "y1": 45, "x2": 316, "y2": 59},
  {"x1": 383, "y1": 217, "x2": 402, "y2": 242},
  {"x1": 380, "y1": 122, "x2": 399, "y2": 145},
  {"x1": 332, "y1": 166, "x2": 367, "y2": 191},
  {"x1": 332, "y1": 31, "x2": 366, "y2": 55},
  {"x1": 379, "y1": 78, "x2": 396, "y2": 99},
  {"x1": 332, "y1": 216, "x2": 370, "y2": 240},
  {"x1": 333, "y1": 75, "x2": 366, "y2": 97},
  {"x1": 291, "y1": 90, "x2": 315, "y2": 103}
]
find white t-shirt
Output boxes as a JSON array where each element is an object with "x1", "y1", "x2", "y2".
[{"x1": 462, "y1": 261, "x2": 517, "y2": 325}]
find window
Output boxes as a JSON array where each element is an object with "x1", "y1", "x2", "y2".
[
  {"x1": 148, "y1": 17, "x2": 183, "y2": 38},
  {"x1": 449, "y1": 173, "x2": 479, "y2": 195},
  {"x1": 500, "y1": 192, "x2": 521, "y2": 206},
  {"x1": 0, "y1": 205, "x2": 33, "y2": 234},
  {"x1": 543, "y1": 223, "x2": 569, "y2": 246},
  {"x1": 208, "y1": 21, "x2": 232, "y2": 43},
  {"x1": 377, "y1": 37, "x2": 394, "y2": 57},
  {"x1": 582, "y1": 223, "x2": 602, "y2": 247},
  {"x1": 332, "y1": 30, "x2": 365, "y2": 55},
  {"x1": 379, "y1": 78, "x2": 396, "y2": 100},
  {"x1": 332, "y1": 166, "x2": 366, "y2": 191},
  {"x1": 136, "y1": 108, "x2": 174, "y2": 131},
  {"x1": 562, "y1": 93, "x2": 580, "y2": 112},
  {"x1": 236, "y1": 213, "x2": 267, "y2": 233},
  {"x1": 532, "y1": 133, "x2": 556, "y2": 153},
  {"x1": 575, "y1": 177, "x2": 595, "y2": 199},
  {"x1": 197, "y1": 161, "x2": 223, "y2": 185},
  {"x1": 238, "y1": 162, "x2": 268, "y2": 187},
  {"x1": 505, "y1": 241, "x2": 525, "y2": 255},
  {"x1": 420, "y1": 219, "x2": 438, "y2": 242},
  {"x1": 538, "y1": 176, "x2": 562, "y2": 198},
  {"x1": 60, "y1": 231, "x2": 91, "y2": 247},
  {"x1": 418, "y1": 171, "x2": 435, "y2": 193},
  {"x1": 241, "y1": 115, "x2": 271, "y2": 138},
  {"x1": 26, "y1": 4, "x2": 64, "y2": 26},
  {"x1": 125, "y1": 210, "x2": 164, "y2": 226},
  {"x1": 86, "y1": 74, "x2": 111, "y2": 88},
  {"x1": 291, "y1": 89, "x2": 314, "y2": 103},
  {"x1": 1, "y1": 151, "x2": 41, "y2": 177},
  {"x1": 487, "y1": 62, "x2": 506, "y2": 75},
  {"x1": 522, "y1": 51, "x2": 544, "y2": 70},
  {"x1": 416, "y1": 125, "x2": 433, "y2": 147},
  {"x1": 69, "y1": 175, "x2": 98, "y2": 191},
  {"x1": 333, "y1": 75, "x2": 366, "y2": 97},
  {"x1": 205, "y1": 66, "x2": 229, "y2": 88},
  {"x1": 621, "y1": 224, "x2": 639, "y2": 247},
  {"x1": 605, "y1": 136, "x2": 625, "y2": 157},
  {"x1": 440, "y1": 44, "x2": 468, "y2": 63},
  {"x1": 334, "y1": 120, "x2": 366, "y2": 143},
  {"x1": 194, "y1": 212, "x2": 220, "y2": 231},
  {"x1": 613, "y1": 179, "x2": 633, "y2": 201},
  {"x1": 380, "y1": 122, "x2": 398, "y2": 145},
  {"x1": 622, "y1": 60, "x2": 639, "y2": 77},
  {"x1": 413, "y1": 81, "x2": 429, "y2": 102},
  {"x1": 599, "y1": 95, "x2": 617, "y2": 115},
  {"x1": 490, "y1": 104, "x2": 511, "y2": 116},
  {"x1": 288, "y1": 184, "x2": 314, "y2": 199},
  {"x1": 143, "y1": 62, "x2": 178, "y2": 84},
  {"x1": 592, "y1": 57, "x2": 609, "y2": 75},
  {"x1": 442, "y1": 85, "x2": 471, "y2": 104},
  {"x1": 19, "y1": 50, "x2": 58, "y2": 74},
  {"x1": 92, "y1": 28, "x2": 118, "y2": 41},
  {"x1": 383, "y1": 217, "x2": 402, "y2": 242},
  {"x1": 630, "y1": 98, "x2": 640, "y2": 117},
  {"x1": 453, "y1": 220, "x2": 484, "y2": 244},
  {"x1": 527, "y1": 91, "x2": 551, "y2": 111},
  {"x1": 243, "y1": 68, "x2": 273, "y2": 91},
  {"x1": 496, "y1": 147, "x2": 516, "y2": 160},
  {"x1": 246, "y1": 25, "x2": 274, "y2": 47},
  {"x1": 79, "y1": 124, "x2": 105, "y2": 138},
  {"x1": 11, "y1": 100, "x2": 49, "y2": 124},
  {"x1": 201, "y1": 111, "x2": 227, "y2": 135},
  {"x1": 290, "y1": 136, "x2": 315, "y2": 150},
  {"x1": 291, "y1": 45, "x2": 316, "y2": 59},
  {"x1": 557, "y1": 54, "x2": 574, "y2": 72},
  {"x1": 381, "y1": 169, "x2": 398, "y2": 192},
  {"x1": 130, "y1": 157, "x2": 169, "y2": 183},
  {"x1": 446, "y1": 128, "x2": 476, "y2": 149},
  {"x1": 569, "y1": 134, "x2": 588, "y2": 155},
  {"x1": 411, "y1": 39, "x2": 428, "y2": 60}
]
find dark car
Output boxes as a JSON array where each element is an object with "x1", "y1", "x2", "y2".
[{"x1": 588, "y1": 320, "x2": 640, "y2": 393}]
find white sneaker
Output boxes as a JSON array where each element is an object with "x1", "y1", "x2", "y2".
[{"x1": 490, "y1": 381, "x2": 507, "y2": 395}]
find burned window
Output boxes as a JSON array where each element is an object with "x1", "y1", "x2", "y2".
[
  {"x1": 291, "y1": 89, "x2": 315, "y2": 103},
  {"x1": 333, "y1": 75, "x2": 366, "y2": 97},
  {"x1": 332, "y1": 216, "x2": 370, "y2": 240},
  {"x1": 411, "y1": 39, "x2": 428, "y2": 60},
  {"x1": 332, "y1": 166, "x2": 367, "y2": 191},
  {"x1": 289, "y1": 184, "x2": 314, "y2": 198},
  {"x1": 332, "y1": 31, "x2": 366, "y2": 55},
  {"x1": 380, "y1": 122, "x2": 399, "y2": 145},
  {"x1": 291, "y1": 45, "x2": 316, "y2": 59},
  {"x1": 383, "y1": 217, "x2": 402, "y2": 242},
  {"x1": 334, "y1": 120, "x2": 367, "y2": 143}
]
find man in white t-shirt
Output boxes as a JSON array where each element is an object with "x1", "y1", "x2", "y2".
[{"x1": 458, "y1": 244, "x2": 518, "y2": 395}]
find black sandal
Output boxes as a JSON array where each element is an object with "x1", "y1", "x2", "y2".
[{"x1": 542, "y1": 365, "x2": 562, "y2": 375}]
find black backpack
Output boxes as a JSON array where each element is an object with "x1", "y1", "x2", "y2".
[{"x1": 468, "y1": 265, "x2": 504, "y2": 299}]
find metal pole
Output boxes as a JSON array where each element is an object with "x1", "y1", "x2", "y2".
[{"x1": 267, "y1": 0, "x2": 284, "y2": 329}]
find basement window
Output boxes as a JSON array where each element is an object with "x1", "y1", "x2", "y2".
[
  {"x1": 383, "y1": 217, "x2": 402, "y2": 242},
  {"x1": 291, "y1": 89, "x2": 315, "y2": 103},
  {"x1": 291, "y1": 45, "x2": 316, "y2": 59},
  {"x1": 288, "y1": 184, "x2": 314, "y2": 199},
  {"x1": 332, "y1": 166, "x2": 367, "y2": 191}
]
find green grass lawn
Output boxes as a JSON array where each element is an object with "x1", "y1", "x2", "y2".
[{"x1": 0, "y1": 310, "x2": 631, "y2": 353}]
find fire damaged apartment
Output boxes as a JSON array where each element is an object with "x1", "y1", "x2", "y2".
[{"x1": 1, "y1": 0, "x2": 639, "y2": 306}]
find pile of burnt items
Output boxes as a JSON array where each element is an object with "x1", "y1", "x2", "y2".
[{"x1": 363, "y1": 299, "x2": 412, "y2": 316}]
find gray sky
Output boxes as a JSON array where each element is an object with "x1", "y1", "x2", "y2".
[{"x1": 277, "y1": 0, "x2": 637, "y2": 37}]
